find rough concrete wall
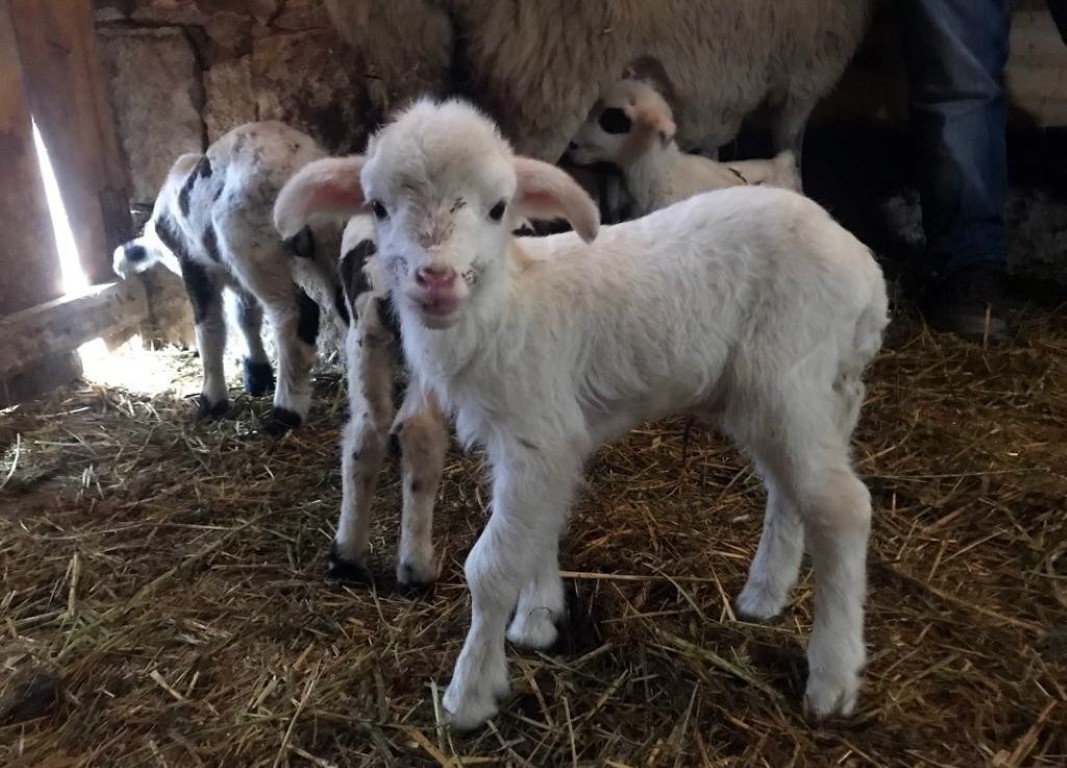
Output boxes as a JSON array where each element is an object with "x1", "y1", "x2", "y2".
[{"x1": 94, "y1": 0, "x2": 382, "y2": 204}]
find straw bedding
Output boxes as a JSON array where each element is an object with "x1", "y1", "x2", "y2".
[{"x1": 1, "y1": 299, "x2": 1064, "y2": 767}]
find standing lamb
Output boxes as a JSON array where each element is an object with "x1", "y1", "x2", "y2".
[
  {"x1": 567, "y1": 78, "x2": 802, "y2": 219},
  {"x1": 323, "y1": 0, "x2": 872, "y2": 162},
  {"x1": 275, "y1": 98, "x2": 888, "y2": 729},
  {"x1": 330, "y1": 216, "x2": 450, "y2": 587},
  {"x1": 114, "y1": 122, "x2": 346, "y2": 432}
]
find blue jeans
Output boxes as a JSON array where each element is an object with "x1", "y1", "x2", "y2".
[{"x1": 901, "y1": 0, "x2": 1012, "y2": 276}]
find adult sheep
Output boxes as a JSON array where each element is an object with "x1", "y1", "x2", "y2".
[{"x1": 323, "y1": 0, "x2": 872, "y2": 164}]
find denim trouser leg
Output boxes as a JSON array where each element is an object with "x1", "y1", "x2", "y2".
[{"x1": 901, "y1": 0, "x2": 1012, "y2": 276}]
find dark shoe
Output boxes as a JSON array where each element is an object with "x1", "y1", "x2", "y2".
[{"x1": 925, "y1": 265, "x2": 1011, "y2": 344}]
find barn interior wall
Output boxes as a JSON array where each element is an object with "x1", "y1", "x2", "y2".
[{"x1": 92, "y1": 0, "x2": 1067, "y2": 286}]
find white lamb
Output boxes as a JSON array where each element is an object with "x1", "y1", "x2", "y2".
[
  {"x1": 567, "y1": 78, "x2": 802, "y2": 219},
  {"x1": 114, "y1": 122, "x2": 346, "y2": 432},
  {"x1": 275, "y1": 99, "x2": 889, "y2": 730}
]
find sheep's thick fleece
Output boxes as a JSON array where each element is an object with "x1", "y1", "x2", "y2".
[{"x1": 324, "y1": 0, "x2": 872, "y2": 159}]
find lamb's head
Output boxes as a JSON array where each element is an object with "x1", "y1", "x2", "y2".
[
  {"x1": 566, "y1": 79, "x2": 677, "y2": 168},
  {"x1": 113, "y1": 153, "x2": 201, "y2": 279},
  {"x1": 275, "y1": 98, "x2": 599, "y2": 330}
]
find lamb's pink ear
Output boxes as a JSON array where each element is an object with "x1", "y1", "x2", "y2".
[
  {"x1": 274, "y1": 156, "x2": 366, "y2": 238},
  {"x1": 513, "y1": 157, "x2": 599, "y2": 243}
]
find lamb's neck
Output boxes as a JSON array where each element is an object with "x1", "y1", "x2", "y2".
[{"x1": 623, "y1": 142, "x2": 688, "y2": 215}]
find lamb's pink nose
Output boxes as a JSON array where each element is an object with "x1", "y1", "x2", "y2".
[{"x1": 415, "y1": 265, "x2": 457, "y2": 289}]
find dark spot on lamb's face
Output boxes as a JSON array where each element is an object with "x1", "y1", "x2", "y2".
[
  {"x1": 202, "y1": 225, "x2": 221, "y2": 263},
  {"x1": 598, "y1": 107, "x2": 632, "y2": 135}
]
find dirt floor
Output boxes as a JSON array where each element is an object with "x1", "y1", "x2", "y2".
[{"x1": 1, "y1": 296, "x2": 1065, "y2": 767}]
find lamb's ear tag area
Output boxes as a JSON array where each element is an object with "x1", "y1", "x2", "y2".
[{"x1": 598, "y1": 107, "x2": 632, "y2": 135}]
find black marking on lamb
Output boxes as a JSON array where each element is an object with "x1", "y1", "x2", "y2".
[
  {"x1": 727, "y1": 166, "x2": 748, "y2": 184},
  {"x1": 295, "y1": 287, "x2": 320, "y2": 346},
  {"x1": 333, "y1": 285, "x2": 350, "y2": 326},
  {"x1": 408, "y1": 479, "x2": 423, "y2": 494},
  {"x1": 178, "y1": 256, "x2": 216, "y2": 325},
  {"x1": 155, "y1": 213, "x2": 192, "y2": 263},
  {"x1": 178, "y1": 157, "x2": 212, "y2": 218},
  {"x1": 202, "y1": 225, "x2": 222, "y2": 263},
  {"x1": 450, "y1": 197, "x2": 467, "y2": 213},
  {"x1": 243, "y1": 358, "x2": 274, "y2": 397},
  {"x1": 598, "y1": 107, "x2": 632, "y2": 135},
  {"x1": 285, "y1": 226, "x2": 316, "y2": 260},
  {"x1": 123, "y1": 243, "x2": 148, "y2": 263},
  {"x1": 338, "y1": 239, "x2": 377, "y2": 309}
]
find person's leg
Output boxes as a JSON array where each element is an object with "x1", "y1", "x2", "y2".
[{"x1": 901, "y1": 0, "x2": 1012, "y2": 341}]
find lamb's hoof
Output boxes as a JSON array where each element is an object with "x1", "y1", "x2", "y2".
[
  {"x1": 197, "y1": 396, "x2": 229, "y2": 420},
  {"x1": 735, "y1": 582, "x2": 789, "y2": 622},
  {"x1": 243, "y1": 358, "x2": 274, "y2": 396},
  {"x1": 443, "y1": 672, "x2": 509, "y2": 732},
  {"x1": 507, "y1": 611, "x2": 560, "y2": 650},
  {"x1": 803, "y1": 669, "x2": 860, "y2": 720},
  {"x1": 326, "y1": 542, "x2": 372, "y2": 585},
  {"x1": 395, "y1": 556, "x2": 436, "y2": 596},
  {"x1": 265, "y1": 406, "x2": 302, "y2": 435}
]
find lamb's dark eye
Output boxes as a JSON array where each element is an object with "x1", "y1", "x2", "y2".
[
  {"x1": 489, "y1": 200, "x2": 506, "y2": 221},
  {"x1": 598, "y1": 107, "x2": 632, "y2": 135},
  {"x1": 371, "y1": 200, "x2": 388, "y2": 220}
]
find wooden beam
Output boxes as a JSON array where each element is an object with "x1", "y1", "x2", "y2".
[
  {"x1": 0, "y1": 0, "x2": 64, "y2": 317},
  {"x1": 0, "y1": 279, "x2": 148, "y2": 382},
  {"x1": 10, "y1": 0, "x2": 133, "y2": 286}
]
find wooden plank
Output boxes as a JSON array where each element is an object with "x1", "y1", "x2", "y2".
[
  {"x1": 10, "y1": 0, "x2": 133, "y2": 286},
  {"x1": 0, "y1": 279, "x2": 148, "y2": 382},
  {"x1": 0, "y1": 0, "x2": 64, "y2": 317}
]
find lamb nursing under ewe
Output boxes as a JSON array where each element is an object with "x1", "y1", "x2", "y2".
[{"x1": 275, "y1": 98, "x2": 889, "y2": 729}]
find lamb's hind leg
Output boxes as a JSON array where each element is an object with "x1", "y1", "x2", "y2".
[
  {"x1": 728, "y1": 380, "x2": 872, "y2": 718},
  {"x1": 233, "y1": 288, "x2": 274, "y2": 397},
  {"x1": 735, "y1": 466, "x2": 805, "y2": 621}
]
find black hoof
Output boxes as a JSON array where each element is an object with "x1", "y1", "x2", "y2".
[
  {"x1": 265, "y1": 406, "x2": 302, "y2": 435},
  {"x1": 197, "y1": 396, "x2": 229, "y2": 420},
  {"x1": 396, "y1": 565, "x2": 435, "y2": 598},
  {"x1": 545, "y1": 582, "x2": 585, "y2": 656},
  {"x1": 326, "y1": 542, "x2": 372, "y2": 585},
  {"x1": 243, "y1": 358, "x2": 274, "y2": 396}
]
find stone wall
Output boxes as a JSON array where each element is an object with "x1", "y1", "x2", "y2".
[{"x1": 94, "y1": 0, "x2": 382, "y2": 204}]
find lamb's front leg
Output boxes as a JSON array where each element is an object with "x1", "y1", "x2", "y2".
[{"x1": 443, "y1": 453, "x2": 578, "y2": 730}]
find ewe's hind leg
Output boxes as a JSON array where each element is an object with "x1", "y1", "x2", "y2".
[
  {"x1": 736, "y1": 469, "x2": 805, "y2": 621},
  {"x1": 393, "y1": 383, "x2": 448, "y2": 587},
  {"x1": 179, "y1": 259, "x2": 228, "y2": 417},
  {"x1": 331, "y1": 311, "x2": 395, "y2": 581},
  {"x1": 233, "y1": 288, "x2": 273, "y2": 396}
]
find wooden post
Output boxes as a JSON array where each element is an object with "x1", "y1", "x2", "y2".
[
  {"x1": 10, "y1": 0, "x2": 133, "y2": 287},
  {"x1": 0, "y1": 0, "x2": 65, "y2": 317}
]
